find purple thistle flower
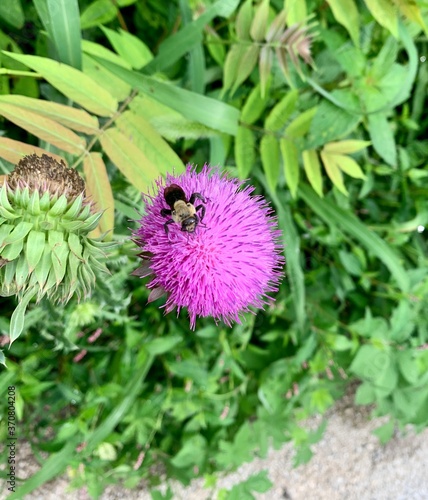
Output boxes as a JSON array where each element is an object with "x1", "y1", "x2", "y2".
[{"x1": 133, "y1": 165, "x2": 284, "y2": 329}]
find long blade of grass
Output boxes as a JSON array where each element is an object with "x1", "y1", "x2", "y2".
[
  {"x1": 33, "y1": 0, "x2": 82, "y2": 69},
  {"x1": 93, "y1": 57, "x2": 239, "y2": 135},
  {"x1": 256, "y1": 172, "x2": 306, "y2": 332},
  {"x1": 7, "y1": 436, "x2": 80, "y2": 499},
  {"x1": 82, "y1": 351, "x2": 154, "y2": 454},
  {"x1": 299, "y1": 184, "x2": 410, "y2": 292}
]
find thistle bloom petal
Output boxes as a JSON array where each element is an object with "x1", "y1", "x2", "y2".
[{"x1": 134, "y1": 165, "x2": 284, "y2": 329}]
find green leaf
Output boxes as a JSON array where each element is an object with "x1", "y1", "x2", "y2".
[
  {"x1": 0, "y1": 102, "x2": 86, "y2": 155},
  {"x1": 80, "y1": 0, "x2": 117, "y2": 29},
  {"x1": 235, "y1": 126, "x2": 256, "y2": 178},
  {"x1": 0, "y1": 94, "x2": 99, "y2": 134},
  {"x1": 3, "y1": 52, "x2": 118, "y2": 116},
  {"x1": 241, "y1": 83, "x2": 270, "y2": 125},
  {"x1": 367, "y1": 113, "x2": 397, "y2": 167},
  {"x1": 323, "y1": 140, "x2": 370, "y2": 154},
  {"x1": 250, "y1": 0, "x2": 270, "y2": 41},
  {"x1": 145, "y1": 0, "x2": 240, "y2": 73},
  {"x1": 146, "y1": 335, "x2": 183, "y2": 355},
  {"x1": 299, "y1": 184, "x2": 409, "y2": 292},
  {"x1": 0, "y1": 0, "x2": 24, "y2": 28},
  {"x1": 82, "y1": 39, "x2": 131, "y2": 69},
  {"x1": 9, "y1": 288, "x2": 37, "y2": 344},
  {"x1": 100, "y1": 26, "x2": 153, "y2": 69},
  {"x1": 236, "y1": 0, "x2": 253, "y2": 40},
  {"x1": 326, "y1": 0, "x2": 360, "y2": 46},
  {"x1": 225, "y1": 471, "x2": 273, "y2": 499},
  {"x1": 355, "y1": 382, "x2": 376, "y2": 405},
  {"x1": 286, "y1": 107, "x2": 317, "y2": 138},
  {"x1": 364, "y1": 0, "x2": 398, "y2": 37},
  {"x1": 260, "y1": 135, "x2": 280, "y2": 193},
  {"x1": 171, "y1": 434, "x2": 207, "y2": 468},
  {"x1": 93, "y1": 57, "x2": 239, "y2": 135},
  {"x1": 302, "y1": 149, "x2": 323, "y2": 196},
  {"x1": 389, "y1": 300, "x2": 415, "y2": 342},
  {"x1": 83, "y1": 153, "x2": 115, "y2": 237},
  {"x1": 372, "y1": 420, "x2": 395, "y2": 444},
  {"x1": 82, "y1": 54, "x2": 131, "y2": 102},
  {"x1": 331, "y1": 154, "x2": 366, "y2": 180},
  {"x1": 280, "y1": 138, "x2": 299, "y2": 198},
  {"x1": 265, "y1": 90, "x2": 298, "y2": 131},
  {"x1": 397, "y1": 350, "x2": 418, "y2": 384},
  {"x1": 99, "y1": 127, "x2": 161, "y2": 192},
  {"x1": 285, "y1": 0, "x2": 307, "y2": 24},
  {"x1": 26, "y1": 231, "x2": 46, "y2": 272},
  {"x1": 320, "y1": 151, "x2": 347, "y2": 195},
  {"x1": 307, "y1": 100, "x2": 361, "y2": 149},
  {"x1": 116, "y1": 111, "x2": 185, "y2": 174},
  {"x1": 34, "y1": 0, "x2": 82, "y2": 69}
]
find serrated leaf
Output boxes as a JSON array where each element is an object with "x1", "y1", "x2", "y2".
[
  {"x1": 280, "y1": 138, "x2": 299, "y2": 197},
  {"x1": 0, "y1": 95, "x2": 99, "y2": 134},
  {"x1": 235, "y1": 126, "x2": 255, "y2": 178},
  {"x1": 250, "y1": 0, "x2": 270, "y2": 41},
  {"x1": 0, "y1": 102, "x2": 86, "y2": 155},
  {"x1": 261, "y1": 135, "x2": 280, "y2": 193},
  {"x1": 265, "y1": 90, "x2": 298, "y2": 131},
  {"x1": 236, "y1": 0, "x2": 253, "y2": 40},
  {"x1": 3, "y1": 52, "x2": 118, "y2": 116},
  {"x1": 302, "y1": 149, "x2": 323, "y2": 196},
  {"x1": 83, "y1": 153, "x2": 114, "y2": 238},
  {"x1": 367, "y1": 112, "x2": 397, "y2": 167},
  {"x1": 100, "y1": 26, "x2": 153, "y2": 69},
  {"x1": 326, "y1": 0, "x2": 360, "y2": 47},
  {"x1": 0, "y1": 137, "x2": 67, "y2": 166},
  {"x1": 99, "y1": 127, "x2": 161, "y2": 192},
  {"x1": 171, "y1": 434, "x2": 207, "y2": 468},
  {"x1": 320, "y1": 151, "x2": 348, "y2": 195}
]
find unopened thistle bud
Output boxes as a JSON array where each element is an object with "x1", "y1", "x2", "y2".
[{"x1": 0, "y1": 154, "x2": 112, "y2": 342}]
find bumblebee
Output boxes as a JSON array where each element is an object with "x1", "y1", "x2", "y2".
[{"x1": 161, "y1": 184, "x2": 207, "y2": 234}]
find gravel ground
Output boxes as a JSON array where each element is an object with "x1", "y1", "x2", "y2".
[{"x1": 2, "y1": 393, "x2": 427, "y2": 500}]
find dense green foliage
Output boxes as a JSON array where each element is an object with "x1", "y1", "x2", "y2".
[{"x1": 1, "y1": 0, "x2": 428, "y2": 498}]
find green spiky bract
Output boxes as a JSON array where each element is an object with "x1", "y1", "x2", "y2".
[{"x1": 0, "y1": 154, "x2": 112, "y2": 344}]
